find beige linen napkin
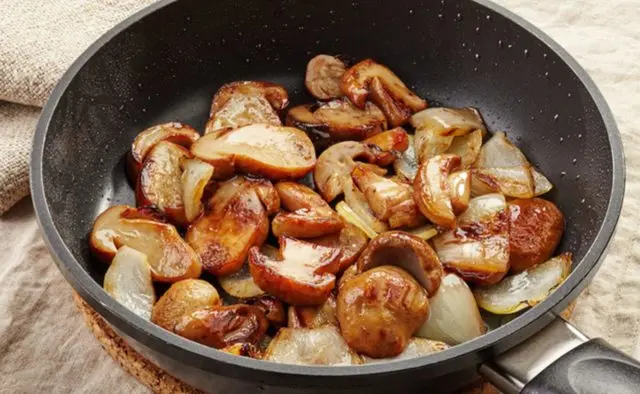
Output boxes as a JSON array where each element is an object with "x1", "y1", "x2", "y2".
[{"x1": 1, "y1": 0, "x2": 640, "y2": 393}]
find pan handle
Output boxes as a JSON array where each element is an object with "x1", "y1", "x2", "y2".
[{"x1": 479, "y1": 315, "x2": 640, "y2": 393}]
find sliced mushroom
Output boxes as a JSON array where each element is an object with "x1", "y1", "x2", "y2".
[
  {"x1": 357, "y1": 231, "x2": 443, "y2": 296},
  {"x1": 181, "y1": 159, "x2": 215, "y2": 223},
  {"x1": 410, "y1": 107, "x2": 486, "y2": 137},
  {"x1": 128, "y1": 122, "x2": 200, "y2": 182},
  {"x1": 191, "y1": 124, "x2": 316, "y2": 180},
  {"x1": 432, "y1": 193, "x2": 510, "y2": 285},
  {"x1": 337, "y1": 266, "x2": 429, "y2": 358},
  {"x1": 362, "y1": 127, "x2": 410, "y2": 166},
  {"x1": 103, "y1": 246, "x2": 155, "y2": 320},
  {"x1": 286, "y1": 99, "x2": 387, "y2": 148},
  {"x1": 206, "y1": 81, "x2": 288, "y2": 134},
  {"x1": 508, "y1": 198, "x2": 564, "y2": 273},
  {"x1": 413, "y1": 154, "x2": 463, "y2": 228},
  {"x1": 175, "y1": 305, "x2": 269, "y2": 349},
  {"x1": 314, "y1": 141, "x2": 389, "y2": 202},
  {"x1": 185, "y1": 177, "x2": 278, "y2": 276},
  {"x1": 351, "y1": 164, "x2": 425, "y2": 229},
  {"x1": 217, "y1": 245, "x2": 278, "y2": 299},
  {"x1": 341, "y1": 59, "x2": 427, "y2": 126},
  {"x1": 263, "y1": 326, "x2": 362, "y2": 365},
  {"x1": 447, "y1": 129, "x2": 484, "y2": 169},
  {"x1": 393, "y1": 134, "x2": 419, "y2": 182},
  {"x1": 271, "y1": 182, "x2": 343, "y2": 238},
  {"x1": 311, "y1": 222, "x2": 368, "y2": 272},
  {"x1": 288, "y1": 293, "x2": 337, "y2": 329},
  {"x1": 151, "y1": 279, "x2": 221, "y2": 332},
  {"x1": 362, "y1": 338, "x2": 449, "y2": 363},
  {"x1": 243, "y1": 295, "x2": 287, "y2": 328},
  {"x1": 305, "y1": 55, "x2": 347, "y2": 100},
  {"x1": 416, "y1": 273, "x2": 486, "y2": 345},
  {"x1": 248, "y1": 236, "x2": 341, "y2": 305},
  {"x1": 136, "y1": 141, "x2": 192, "y2": 226},
  {"x1": 474, "y1": 253, "x2": 572, "y2": 314},
  {"x1": 90, "y1": 205, "x2": 201, "y2": 282}
]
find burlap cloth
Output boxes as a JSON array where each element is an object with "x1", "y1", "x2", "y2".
[{"x1": 0, "y1": 0, "x2": 639, "y2": 392}]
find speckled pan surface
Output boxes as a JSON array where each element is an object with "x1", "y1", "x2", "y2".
[{"x1": 31, "y1": 0, "x2": 624, "y2": 392}]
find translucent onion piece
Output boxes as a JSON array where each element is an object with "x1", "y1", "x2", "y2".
[
  {"x1": 181, "y1": 159, "x2": 214, "y2": 223},
  {"x1": 342, "y1": 177, "x2": 389, "y2": 234},
  {"x1": 447, "y1": 129, "x2": 483, "y2": 169},
  {"x1": 474, "y1": 253, "x2": 572, "y2": 314},
  {"x1": 532, "y1": 167, "x2": 553, "y2": 196},
  {"x1": 474, "y1": 132, "x2": 528, "y2": 168},
  {"x1": 414, "y1": 127, "x2": 453, "y2": 164},
  {"x1": 218, "y1": 245, "x2": 279, "y2": 299},
  {"x1": 362, "y1": 338, "x2": 449, "y2": 363},
  {"x1": 393, "y1": 134, "x2": 419, "y2": 181},
  {"x1": 416, "y1": 273, "x2": 486, "y2": 345},
  {"x1": 263, "y1": 326, "x2": 362, "y2": 365},
  {"x1": 472, "y1": 166, "x2": 535, "y2": 199},
  {"x1": 406, "y1": 224, "x2": 438, "y2": 241},
  {"x1": 103, "y1": 246, "x2": 156, "y2": 320},
  {"x1": 410, "y1": 107, "x2": 486, "y2": 137},
  {"x1": 335, "y1": 201, "x2": 379, "y2": 239}
]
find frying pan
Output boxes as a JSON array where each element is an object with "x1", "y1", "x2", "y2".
[{"x1": 30, "y1": 0, "x2": 634, "y2": 392}]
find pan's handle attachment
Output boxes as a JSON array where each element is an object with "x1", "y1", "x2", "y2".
[{"x1": 479, "y1": 315, "x2": 640, "y2": 393}]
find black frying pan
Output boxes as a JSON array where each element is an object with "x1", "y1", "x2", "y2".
[{"x1": 30, "y1": 0, "x2": 633, "y2": 393}]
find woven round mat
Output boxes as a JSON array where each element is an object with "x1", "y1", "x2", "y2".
[{"x1": 74, "y1": 292, "x2": 575, "y2": 394}]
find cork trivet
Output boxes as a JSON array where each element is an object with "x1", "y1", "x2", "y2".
[{"x1": 74, "y1": 291, "x2": 575, "y2": 394}]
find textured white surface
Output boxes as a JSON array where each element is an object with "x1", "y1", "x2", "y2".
[{"x1": 0, "y1": 0, "x2": 638, "y2": 392}]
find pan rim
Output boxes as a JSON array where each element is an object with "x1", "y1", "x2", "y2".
[{"x1": 30, "y1": 0, "x2": 625, "y2": 384}]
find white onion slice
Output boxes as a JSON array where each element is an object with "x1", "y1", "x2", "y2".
[
  {"x1": 416, "y1": 273, "x2": 486, "y2": 345},
  {"x1": 414, "y1": 127, "x2": 453, "y2": 164},
  {"x1": 410, "y1": 107, "x2": 486, "y2": 137},
  {"x1": 447, "y1": 129, "x2": 484, "y2": 169},
  {"x1": 103, "y1": 246, "x2": 156, "y2": 320},
  {"x1": 335, "y1": 201, "x2": 379, "y2": 239},
  {"x1": 532, "y1": 167, "x2": 553, "y2": 196},
  {"x1": 263, "y1": 326, "x2": 362, "y2": 365},
  {"x1": 181, "y1": 159, "x2": 214, "y2": 222},
  {"x1": 474, "y1": 253, "x2": 572, "y2": 314},
  {"x1": 406, "y1": 224, "x2": 438, "y2": 241},
  {"x1": 342, "y1": 178, "x2": 388, "y2": 235},
  {"x1": 362, "y1": 338, "x2": 449, "y2": 363}
]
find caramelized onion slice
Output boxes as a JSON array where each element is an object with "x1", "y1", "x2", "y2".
[
  {"x1": 181, "y1": 159, "x2": 214, "y2": 223},
  {"x1": 342, "y1": 177, "x2": 389, "y2": 235},
  {"x1": 413, "y1": 154, "x2": 462, "y2": 228},
  {"x1": 335, "y1": 201, "x2": 380, "y2": 239},
  {"x1": 474, "y1": 253, "x2": 572, "y2": 315},
  {"x1": 411, "y1": 107, "x2": 486, "y2": 137},
  {"x1": 416, "y1": 273, "x2": 486, "y2": 345},
  {"x1": 447, "y1": 129, "x2": 484, "y2": 169}
]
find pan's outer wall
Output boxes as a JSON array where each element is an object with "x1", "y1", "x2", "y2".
[{"x1": 31, "y1": 0, "x2": 624, "y2": 392}]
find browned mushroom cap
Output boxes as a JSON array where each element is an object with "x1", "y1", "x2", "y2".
[
  {"x1": 248, "y1": 236, "x2": 341, "y2": 305},
  {"x1": 314, "y1": 141, "x2": 390, "y2": 202},
  {"x1": 286, "y1": 99, "x2": 387, "y2": 146},
  {"x1": 271, "y1": 182, "x2": 344, "y2": 238},
  {"x1": 362, "y1": 127, "x2": 410, "y2": 166},
  {"x1": 185, "y1": 177, "x2": 278, "y2": 276},
  {"x1": 340, "y1": 59, "x2": 427, "y2": 127},
  {"x1": 128, "y1": 122, "x2": 200, "y2": 182},
  {"x1": 337, "y1": 266, "x2": 429, "y2": 358},
  {"x1": 243, "y1": 295, "x2": 287, "y2": 328},
  {"x1": 151, "y1": 279, "x2": 221, "y2": 331},
  {"x1": 206, "y1": 81, "x2": 288, "y2": 134},
  {"x1": 288, "y1": 293, "x2": 338, "y2": 329},
  {"x1": 305, "y1": 55, "x2": 347, "y2": 100},
  {"x1": 191, "y1": 124, "x2": 316, "y2": 180},
  {"x1": 351, "y1": 164, "x2": 425, "y2": 229},
  {"x1": 357, "y1": 231, "x2": 443, "y2": 296},
  {"x1": 311, "y1": 223, "x2": 368, "y2": 272},
  {"x1": 136, "y1": 141, "x2": 192, "y2": 226},
  {"x1": 413, "y1": 154, "x2": 463, "y2": 229},
  {"x1": 174, "y1": 305, "x2": 269, "y2": 349},
  {"x1": 90, "y1": 205, "x2": 201, "y2": 283}
]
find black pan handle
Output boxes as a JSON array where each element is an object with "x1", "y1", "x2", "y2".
[{"x1": 479, "y1": 315, "x2": 640, "y2": 394}]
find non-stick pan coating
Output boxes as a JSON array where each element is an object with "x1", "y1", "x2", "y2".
[{"x1": 31, "y1": 0, "x2": 623, "y2": 392}]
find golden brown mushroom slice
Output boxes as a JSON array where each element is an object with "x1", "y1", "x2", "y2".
[
  {"x1": 288, "y1": 293, "x2": 338, "y2": 329},
  {"x1": 191, "y1": 124, "x2": 316, "y2": 180},
  {"x1": 432, "y1": 193, "x2": 510, "y2": 285},
  {"x1": 264, "y1": 326, "x2": 362, "y2": 365},
  {"x1": 286, "y1": 99, "x2": 387, "y2": 147},
  {"x1": 314, "y1": 141, "x2": 390, "y2": 202},
  {"x1": 357, "y1": 231, "x2": 443, "y2": 296},
  {"x1": 218, "y1": 245, "x2": 279, "y2": 299},
  {"x1": 175, "y1": 305, "x2": 269, "y2": 349},
  {"x1": 185, "y1": 177, "x2": 279, "y2": 276},
  {"x1": 90, "y1": 205, "x2": 201, "y2": 282},
  {"x1": 311, "y1": 222, "x2": 368, "y2": 272},
  {"x1": 136, "y1": 141, "x2": 192, "y2": 226},
  {"x1": 243, "y1": 295, "x2": 287, "y2": 328},
  {"x1": 128, "y1": 122, "x2": 200, "y2": 182},
  {"x1": 337, "y1": 266, "x2": 430, "y2": 358},
  {"x1": 271, "y1": 182, "x2": 344, "y2": 238},
  {"x1": 103, "y1": 246, "x2": 156, "y2": 320},
  {"x1": 362, "y1": 127, "x2": 410, "y2": 166},
  {"x1": 351, "y1": 164, "x2": 425, "y2": 229},
  {"x1": 206, "y1": 81, "x2": 288, "y2": 134},
  {"x1": 248, "y1": 236, "x2": 341, "y2": 306},
  {"x1": 305, "y1": 55, "x2": 347, "y2": 100},
  {"x1": 151, "y1": 279, "x2": 221, "y2": 332},
  {"x1": 340, "y1": 59, "x2": 427, "y2": 127}
]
